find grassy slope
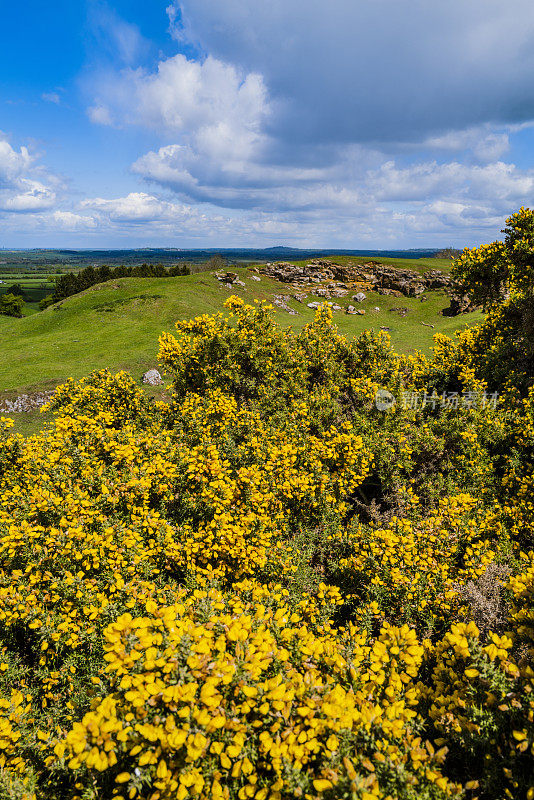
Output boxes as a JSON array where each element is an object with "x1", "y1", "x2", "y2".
[{"x1": 0, "y1": 263, "x2": 483, "y2": 434}]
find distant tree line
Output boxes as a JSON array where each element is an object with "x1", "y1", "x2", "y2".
[{"x1": 40, "y1": 262, "x2": 191, "y2": 309}]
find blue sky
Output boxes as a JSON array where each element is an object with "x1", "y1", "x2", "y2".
[{"x1": 1, "y1": 0, "x2": 534, "y2": 248}]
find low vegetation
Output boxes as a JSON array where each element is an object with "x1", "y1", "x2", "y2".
[
  {"x1": 0, "y1": 210, "x2": 533, "y2": 799},
  {"x1": 0, "y1": 292, "x2": 23, "y2": 318},
  {"x1": 41, "y1": 263, "x2": 190, "y2": 309}
]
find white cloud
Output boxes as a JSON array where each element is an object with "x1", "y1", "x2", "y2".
[
  {"x1": 51, "y1": 211, "x2": 97, "y2": 230},
  {"x1": 88, "y1": 53, "x2": 269, "y2": 162},
  {"x1": 6, "y1": 1, "x2": 534, "y2": 247},
  {"x1": 87, "y1": 104, "x2": 114, "y2": 125},
  {"x1": 367, "y1": 160, "x2": 534, "y2": 204},
  {"x1": 82, "y1": 192, "x2": 184, "y2": 223},
  {"x1": 87, "y1": 3, "x2": 148, "y2": 67},
  {"x1": 1, "y1": 180, "x2": 56, "y2": 212},
  {"x1": 77, "y1": 190, "x2": 314, "y2": 240},
  {"x1": 130, "y1": 143, "x2": 358, "y2": 210},
  {"x1": 78, "y1": 0, "x2": 534, "y2": 248},
  {"x1": 422, "y1": 125, "x2": 511, "y2": 162},
  {"x1": 0, "y1": 137, "x2": 58, "y2": 213},
  {"x1": 42, "y1": 92, "x2": 61, "y2": 105},
  {"x1": 0, "y1": 139, "x2": 32, "y2": 182}
]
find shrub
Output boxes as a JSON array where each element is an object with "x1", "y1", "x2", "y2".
[
  {"x1": 0, "y1": 293, "x2": 23, "y2": 318},
  {"x1": 0, "y1": 228, "x2": 534, "y2": 799}
]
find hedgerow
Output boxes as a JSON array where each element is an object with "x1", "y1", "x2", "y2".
[{"x1": 1, "y1": 210, "x2": 534, "y2": 799}]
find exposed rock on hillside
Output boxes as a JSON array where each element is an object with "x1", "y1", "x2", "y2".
[
  {"x1": 142, "y1": 369, "x2": 162, "y2": 386},
  {"x1": 443, "y1": 293, "x2": 480, "y2": 316},
  {"x1": 259, "y1": 259, "x2": 456, "y2": 301},
  {"x1": 273, "y1": 295, "x2": 298, "y2": 315},
  {"x1": 215, "y1": 271, "x2": 238, "y2": 283},
  {"x1": 0, "y1": 390, "x2": 53, "y2": 413},
  {"x1": 212, "y1": 260, "x2": 477, "y2": 317}
]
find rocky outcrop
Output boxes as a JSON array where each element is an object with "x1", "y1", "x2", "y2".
[
  {"x1": 273, "y1": 295, "x2": 298, "y2": 315},
  {"x1": 213, "y1": 260, "x2": 477, "y2": 317},
  {"x1": 443, "y1": 293, "x2": 479, "y2": 316},
  {"x1": 258, "y1": 259, "x2": 455, "y2": 301},
  {"x1": 215, "y1": 271, "x2": 238, "y2": 283},
  {"x1": 0, "y1": 391, "x2": 54, "y2": 413}
]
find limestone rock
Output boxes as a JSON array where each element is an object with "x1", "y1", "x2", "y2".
[
  {"x1": 257, "y1": 259, "x2": 455, "y2": 302},
  {"x1": 0, "y1": 390, "x2": 54, "y2": 413},
  {"x1": 142, "y1": 369, "x2": 162, "y2": 386},
  {"x1": 273, "y1": 295, "x2": 298, "y2": 314},
  {"x1": 215, "y1": 271, "x2": 238, "y2": 283}
]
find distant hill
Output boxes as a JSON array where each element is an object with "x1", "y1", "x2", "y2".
[{"x1": 0, "y1": 247, "x2": 445, "y2": 273}]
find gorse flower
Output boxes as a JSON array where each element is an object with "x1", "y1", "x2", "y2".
[{"x1": 0, "y1": 237, "x2": 534, "y2": 800}]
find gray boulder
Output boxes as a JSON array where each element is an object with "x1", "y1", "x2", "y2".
[{"x1": 142, "y1": 369, "x2": 162, "y2": 386}]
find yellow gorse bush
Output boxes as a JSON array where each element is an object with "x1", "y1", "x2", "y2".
[
  {"x1": 63, "y1": 590, "x2": 459, "y2": 800},
  {"x1": 0, "y1": 273, "x2": 534, "y2": 800}
]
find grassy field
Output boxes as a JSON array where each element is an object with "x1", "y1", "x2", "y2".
[
  {"x1": 0, "y1": 260, "x2": 483, "y2": 434},
  {"x1": 0, "y1": 272, "x2": 57, "y2": 314}
]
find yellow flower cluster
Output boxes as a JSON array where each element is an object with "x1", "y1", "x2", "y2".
[
  {"x1": 336, "y1": 493, "x2": 500, "y2": 633},
  {"x1": 65, "y1": 588, "x2": 459, "y2": 800},
  {"x1": 0, "y1": 293, "x2": 533, "y2": 799},
  {"x1": 422, "y1": 556, "x2": 534, "y2": 799}
]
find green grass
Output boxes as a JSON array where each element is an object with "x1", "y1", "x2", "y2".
[
  {"x1": 0, "y1": 274, "x2": 55, "y2": 311},
  {"x1": 0, "y1": 264, "x2": 483, "y2": 435}
]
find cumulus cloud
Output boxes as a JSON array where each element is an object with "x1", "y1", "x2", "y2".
[
  {"x1": 130, "y1": 143, "x2": 364, "y2": 210},
  {"x1": 76, "y1": 0, "x2": 534, "y2": 246},
  {"x1": 421, "y1": 126, "x2": 511, "y2": 162},
  {"x1": 82, "y1": 191, "x2": 187, "y2": 223},
  {"x1": 170, "y1": 0, "x2": 534, "y2": 144},
  {"x1": 51, "y1": 211, "x2": 97, "y2": 230},
  {"x1": 0, "y1": 137, "x2": 58, "y2": 213},
  {"x1": 8, "y1": 1, "x2": 533, "y2": 246},
  {"x1": 88, "y1": 53, "x2": 269, "y2": 162},
  {"x1": 367, "y1": 160, "x2": 534, "y2": 204},
  {"x1": 78, "y1": 191, "x2": 322, "y2": 241}
]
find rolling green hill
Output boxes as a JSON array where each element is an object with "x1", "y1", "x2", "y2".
[{"x1": 0, "y1": 264, "x2": 483, "y2": 434}]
